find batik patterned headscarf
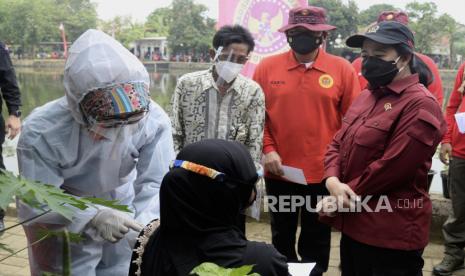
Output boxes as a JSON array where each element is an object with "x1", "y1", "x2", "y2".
[{"x1": 79, "y1": 81, "x2": 150, "y2": 127}]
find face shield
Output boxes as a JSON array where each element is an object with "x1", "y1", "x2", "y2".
[
  {"x1": 63, "y1": 29, "x2": 150, "y2": 126},
  {"x1": 213, "y1": 46, "x2": 248, "y2": 87}
]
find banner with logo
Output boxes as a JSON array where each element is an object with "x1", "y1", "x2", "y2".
[{"x1": 218, "y1": 0, "x2": 307, "y2": 77}]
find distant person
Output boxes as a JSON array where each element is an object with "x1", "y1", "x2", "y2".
[
  {"x1": 0, "y1": 41, "x2": 22, "y2": 235},
  {"x1": 322, "y1": 21, "x2": 446, "y2": 275},
  {"x1": 351, "y1": 11, "x2": 444, "y2": 107},
  {"x1": 435, "y1": 62, "x2": 465, "y2": 275},
  {"x1": 253, "y1": 5, "x2": 360, "y2": 275},
  {"x1": 129, "y1": 139, "x2": 289, "y2": 276}
]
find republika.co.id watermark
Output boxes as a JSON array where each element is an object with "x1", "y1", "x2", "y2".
[{"x1": 264, "y1": 195, "x2": 424, "y2": 213}]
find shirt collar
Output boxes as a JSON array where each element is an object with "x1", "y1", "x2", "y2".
[
  {"x1": 286, "y1": 49, "x2": 330, "y2": 73},
  {"x1": 385, "y1": 73, "x2": 420, "y2": 94}
]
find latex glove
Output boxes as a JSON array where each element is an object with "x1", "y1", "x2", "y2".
[
  {"x1": 125, "y1": 228, "x2": 140, "y2": 249},
  {"x1": 89, "y1": 209, "x2": 143, "y2": 243}
]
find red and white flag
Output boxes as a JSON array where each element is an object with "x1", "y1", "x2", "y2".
[{"x1": 59, "y1": 23, "x2": 68, "y2": 58}]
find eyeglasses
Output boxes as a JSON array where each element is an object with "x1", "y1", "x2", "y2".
[{"x1": 87, "y1": 111, "x2": 148, "y2": 128}]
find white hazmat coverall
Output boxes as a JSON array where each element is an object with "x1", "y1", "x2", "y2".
[{"x1": 16, "y1": 29, "x2": 175, "y2": 276}]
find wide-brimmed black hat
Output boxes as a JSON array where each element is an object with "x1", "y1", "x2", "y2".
[{"x1": 346, "y1": 21, "x2": 414, "y2": 49}]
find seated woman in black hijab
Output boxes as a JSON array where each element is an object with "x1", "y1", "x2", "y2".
[{"x1": 129, "y1": 139, "x2": 289, "y2": 276}]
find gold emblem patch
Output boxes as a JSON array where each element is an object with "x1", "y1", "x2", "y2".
[
  {"x1": 384, "y1": 103, "x2": 392, "y2": 111},
  {"x1": 319, "y1": 74, "x2": 334, "y2": 89}
]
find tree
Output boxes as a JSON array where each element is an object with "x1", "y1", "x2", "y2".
[
  {"x1": 54, "y1": 0, "x2": 98, "y2": 43},
  {"x1": 145, "y1": 7, "x2": 171, "y2": 37},
  {"x1": 0, "y1": 0, "x2": 97, "y2": 55},
  {"x1": 167, "y1": 0, "x2": 216, "y2": 55},
  {"x1": 308, "y1": 0, "x2": 359, "y2": 39},
  {"x1": 405, "y1": 2, "x2": 439, "y2": 54},
  {"x1": 437, "y1": 14, "x2": 465, "y2": 68},
  {"x1": 100, "y1": 16, "x2": 145, "y2": 48},
  {"x1": 358, "y1": 4, "x2": 397, "y2": 28}
]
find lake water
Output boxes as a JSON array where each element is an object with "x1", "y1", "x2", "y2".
[{"x1": 5, "y1": 67, "x2": 457, "y2": 194}]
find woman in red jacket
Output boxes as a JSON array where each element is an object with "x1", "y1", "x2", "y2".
[{"x1": 320, "y1": 21, "x2": 446, "y2": 275}]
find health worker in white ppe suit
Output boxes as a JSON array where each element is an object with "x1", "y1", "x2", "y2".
[{"x1": 16, "y1": 29, "x2": 175, "y2": 276}]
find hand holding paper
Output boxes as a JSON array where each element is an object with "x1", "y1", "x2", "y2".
[
  {"x1": 455, "y1": 112, "x2": 465, "y2": 134},
  {"x1": 281, "y1": 165, "x2": 307, "y2": 185}
]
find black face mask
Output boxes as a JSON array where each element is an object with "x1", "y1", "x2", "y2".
[
  {"x1": 288, "y1": 33, "x2": 322, "y2": 55},
  {"x1": 362, "y1": 56, "x2": 402, "y2": 88}
]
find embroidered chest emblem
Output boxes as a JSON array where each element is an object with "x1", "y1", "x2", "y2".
[
  {"x1": 384, "y1": 103, "x2": 392, "y2": 111},
  {"x1": 319, "y1": 74, "x2": 334, "y2": 89}
]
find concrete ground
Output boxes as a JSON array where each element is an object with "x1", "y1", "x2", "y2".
[{"x1": 1, "y1": 215, "x2": 464, "y2": 276}]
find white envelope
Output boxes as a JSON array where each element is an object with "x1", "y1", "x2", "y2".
[
  {"x1": 288, "y1": 262, "x2": 316, "y2": 276},
  {"x1": 455, "y1": 112, "x2": 465, "y2": 134},
  {"x1": 282, "y1": 165, "x2": 307, "y2": 185}
]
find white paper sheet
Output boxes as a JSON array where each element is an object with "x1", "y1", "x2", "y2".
[
  {"x1": 288, "y1": 262, "x2": 316, "y2": 276},
  {"x1": 282, "y1": 165, "x2": 307, "y2": 185},
  {"x1": 455, "y1": 112, "x2": 465, "y2": 134}
]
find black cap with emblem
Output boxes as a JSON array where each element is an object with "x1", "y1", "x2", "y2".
[{"x1": 346, "y1": 21, "x2": 414, "y2": 49}]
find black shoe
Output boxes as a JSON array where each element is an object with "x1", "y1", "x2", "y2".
[{"x1": 433, "y1": 257, "x2": 464, "y2": 276}]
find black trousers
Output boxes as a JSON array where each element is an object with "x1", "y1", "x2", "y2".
[
  {"x1": 340, "y1": 234, "x2": 424, "y2": 276},
  {"x1": 265, "y1": 178, "x2": 330, "y2": 274},
  {"x1": 0, "y1": 117, "x2": 5, "y2": 220}
]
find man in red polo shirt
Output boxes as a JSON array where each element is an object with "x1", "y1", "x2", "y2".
[
  {"x1": 435, "y1": 63, "x2": 465, "y2": 275},
  {"x1": 253, "y1": 5, "x2": 360, "y2": 275},
  {"x1": 352, "y1": 11, "x2": 444, "y2": 107}
]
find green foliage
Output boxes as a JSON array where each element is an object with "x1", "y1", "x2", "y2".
[
  {"x1": 308, "y1": 0, "x2": 359, "y2": 39},
  {"x1": 145, "y1": 7, "x2": 171, "y2": 37},
  {"x1": 0, "y1": 170, "x2": 131, "y2": 221},
  {"x1": 437, "y1": 14, "x2": 465, "y2": 68},
  {"x1": 99, "y1": 16, "x2": 145, "y2": 48},
  {"x1": 190, "y1": 262, "x2": 260, "y2": 276},
  {"x1": 0, "y1": 0, "x2": 97, "y2": 54},
  {"x1": 358, "y1": 4, "x2": 397, "y2": 27},
  {"x1": 405, "y1": 2, "x2": 439, "y2": 54},
  {"x1": 37, "y1": 229, "x2": 84, "y2": 244},
  {"x1": 167, "y1": 0, "x2": 216, "y2": 55}
]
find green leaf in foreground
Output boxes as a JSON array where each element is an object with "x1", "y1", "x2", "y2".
[
  {"x1": 190, "y1": 262, "x2": 259, "y2": 276},
  {"x1": 37, "y1": 229, "x2": 84, "y2": 244},
  {"x1": 0, "y1": 169, "x2": 131, "y2": 221},
  {"x1": 82, "y1": 197, "x2": 131, "y2": 213}
]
